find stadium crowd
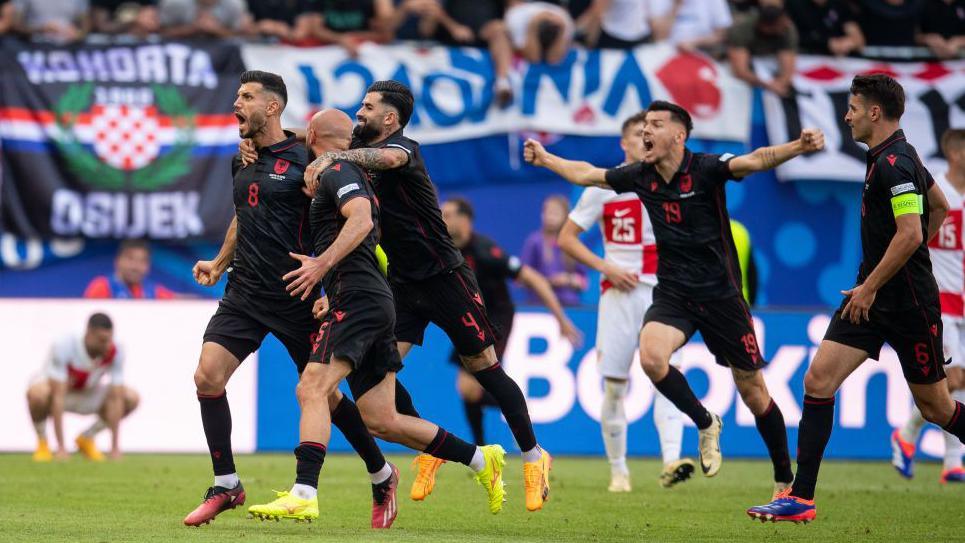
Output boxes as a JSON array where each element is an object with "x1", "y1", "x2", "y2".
[{"x1": 1, "y1": 1, "x2": 961, "y2": 84}]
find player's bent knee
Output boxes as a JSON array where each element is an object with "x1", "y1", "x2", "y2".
[
  {"x1": 124, "y1": 388, "x2": 140, "y2": 414},
  {"x1": 193, "y1": 367, "x2": 225, "y2": 395},
  {"x1": 639, "y1": 347, "x2": 669, "y2": 378},
  {"x1": 803, "y1": 367, "x2": 835, "y2": 397},
  {"x1": 26, "y1": 383, "x2": 51, "y2": 407},
  {"x1": 360, "y1": 410, "x2": 398, "y2": 441}
]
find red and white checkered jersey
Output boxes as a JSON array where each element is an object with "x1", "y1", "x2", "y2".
[
  {"x1": 569, "y1": 186, "x2": 658, "y2": 290},
  {"x1": 927, "y1": 172, "x2": 964, "y2": 320},
  {"x1": 44, "y1": 334, "x2": 124, "y2": 392}
]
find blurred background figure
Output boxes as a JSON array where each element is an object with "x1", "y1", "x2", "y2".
[
  {"x1": 247, "y1": 0, "x2": 321, "y2": 43},
  {"x1": 785, "y1": 0, "x2": 864, "y2": 56},
  {"x1": 90, "y1": 0, "x2": 159, "y2": 36},
  {"x1": 27, "y1": 313, "x2": 139, "y2": 462},
  {"x1": 158, "y1": 0, "x2": 251, "y2": 38},
  {"x1": 575, "y1": 0, "x2": 661, "y2": 49},
  {"x1": 442, "y1": 196, "x2": 582, "y2": 445},
  {"x1": 505, "y1": 0, "x2": 574, "y2": 65},
  {"x1": 726, "y1": 0, "x2": 798, "y2": 97},
  {"x1": 915, "y1": 0, "x2": 964, "y2": 59},
  {"x1": 12, "y1": 0, "x2": 91, "y2": 43},
  {"x1": 303, "y1": 0, "x2": 395, "y2": 56},
  {"x1": 83, "y1": 239, "x2": 177, "y2": 299},
  {"x1": 650, "y1": 0, "x2": 733, "y2": 56},
  {"x1": 850, "y1": 0, "x2": 921, "y2": 50},
  {"x1": 521, "y1": 194, "x2": 588, "y2": 306}
]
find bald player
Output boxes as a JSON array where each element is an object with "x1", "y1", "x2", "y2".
[{"x1": 248, "y1": 108, "x2": 507, "y2": 521}]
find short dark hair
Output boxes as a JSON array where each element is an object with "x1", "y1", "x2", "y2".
[
  {"x1": 621, "y1": 111, "x2": 647, "y2": 135},
  {"x1": 646, "y1": 100, "x2": 693, "y2": 138},
  {"x1": 118, "y1": 238, "x2": 150, "y2": 257},
  {"x1": 240, "y1": 70, "x2": 288, "y2": 108},
  {"x1": 88, "y1": 313, "x2": 113, "y2": 330},
  {"x1": 850, "y1": 74, "x2": 904, "y2": 121},
  {"x1": 446, "y1": 196, "x2": 474, "y2": 220},
  {"x1": 941, "y1": 128, "x2": 965, "y2": 156},
  {"x1": 367, "y1": 80, "x2": 414, "y2": 128},
  {"x1": 537, "y1": 20, "x2": 562, "y2": 61}
]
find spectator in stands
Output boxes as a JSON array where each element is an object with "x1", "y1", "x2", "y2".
[
  {"x1": 248, "y1": 0, "x2": 320, "y2": 43},
  {"x1": 726, "y1": 0, "x2": 798, "y2": 97},
  {"x1": 12, "y1": 0, "x2": 91, "y2": 43},
  {"x1": 850, "y1": 0, "x2": 921, "y2": 48},
  {"x1": 786, "y1": 0, "x2": 864, "y2": 56},
  {"x1": 158, "y1": 0, "x2": 251, "y2": 38},
  {"x1": 91, "y1": 0, "x2": 159, "y2": 35},
  {"x1": 0, "y1": 0, "x2": 15, "y2": 34},
  {"x1": 505, "y1": 0, "x2": 575, "y2": 65},
  {"x1": 521, "y1": 194, "x2": 587, "y2": 306},
  {"x1": 916, "y1": 0, "x2": 964, "y2": 59},
  {"x1": 651, "y1": 0, "x2": 733, "y2": 55},
  {"x1": 84, "y1": 239, "x2": 176, "y2": 299},
  {"x1": 575, "y1": 0, "x2": 662, "y2": 48},
  {"x1": 304, "y1": 0, "x2": 395, "y2": 57},
  {"x1": 389, "y1": 0, "x2": 440, "y2": 40}
]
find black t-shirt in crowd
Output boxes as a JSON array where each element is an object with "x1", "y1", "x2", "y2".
[
  {"x1": 853, "y1": 0, "x2": 922, "y2": 47},
  {"x1": 91, "y1": 0, "x2": 155, "y2": 12},
  {"x1": 858, "y1": 129, "x2": 940, "y2": 312},
  {"x1": 443, "y1": 0, "x2": 503, "y2": 29},
  {"x1": 604, "y1": 150, "x2": 744, "y2": 301},
  {"x1": 310, "y1": 159, "x2": 391, "y2": 299},
  {"x1": 321, "y1": 0, "x2": 375, "y2": 31},
  {"x1": 786, "y1": 0, "x2": 855, "y2": 54},
  {"x1": 248, "y1": 0, "x2": 316, "y2": 24},
  {"x1": 461, "y1": 232, "x2": 522, "y2": 327},
  {"x1": 353, "y1": 130, "x2": 463, "y2": 284},
  {"x1": 228, "y1": 133, "x2": 315, "y2": 305},
  {"x1": 919, "y1": 0, "x2": 965, "y2": 39}
]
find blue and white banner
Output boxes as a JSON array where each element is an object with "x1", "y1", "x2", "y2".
[{"x1": 241, "y1": 43, "x2": 753, "y2": 144}]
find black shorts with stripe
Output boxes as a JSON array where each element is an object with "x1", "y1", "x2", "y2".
[
  {"x1": 392, "y1": 264, "x2": 497, "y2": 357},
  {"x1": 308, "y1": 290, "x2": 404, "y2": 399},
  {"x1": 203, "y1": 289, "x2": 316, "y2": 371},
  {"x1": 644, "y1": 285, "x2": 765, "y2": 371},
  {"x1": 824, "y1": 303, "x2": 945, "y2": 385}
]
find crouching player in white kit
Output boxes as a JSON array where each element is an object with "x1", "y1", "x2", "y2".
[
  {"x1": 26, "y1": 313, "x2": 139, "y2": 462},
  {"x1": 559, "y1": 112, "x2": 694, "y2": 491},
  {"x1": 892, "y1": 129, "x2": 965, "y2": 483}
]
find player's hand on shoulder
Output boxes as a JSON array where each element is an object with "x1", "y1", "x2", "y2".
[
  {"x1": 313, "y1": 295, "x2": 330, "y2": 320},
  {"x1": 192, "y1": 260, "x2": 224, "y2": 287},
  {"x1": 799, "y1": 128, "x2": 825, "y2": 154},
  {"x1": 524, "y1": 139, "x2": 548, "y2": 166},
  {"x1": 239, "y1": 138, "x2": 258, "y2": 167},
  {"x1": 305, "y1": 153, "x2": 334, "y2": 196}
]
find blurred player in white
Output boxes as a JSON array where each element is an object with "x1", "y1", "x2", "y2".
[
  {"x1": 892, "y1": 128, "x2": 965, "y2": 483},
  {"x1": 26, "y1": 313, "x2": 139, "y2": 462},
  {"x1": 558, "y1": 111, "x2": 694, "y2": 492}
]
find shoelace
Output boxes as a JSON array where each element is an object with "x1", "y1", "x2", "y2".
[
  {"x1": 412, "y1": 456, "x2": 435, "y2": 486},
  {"x1": 523, "y1": 464, "x2": 541, "y2": 489}
]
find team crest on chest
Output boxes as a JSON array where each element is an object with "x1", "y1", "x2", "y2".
[
  {"x1": 269, "y1": 158, "x2": 292, "y2": 181},
  {"x1": 679, "y1": 174, "x2": 696, "y2": 198},
  {"x1": 650, "y1": 180, "x2": 658, "y2": 192}
]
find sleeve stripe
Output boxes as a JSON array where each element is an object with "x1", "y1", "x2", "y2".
[{"x1": 385, "y1": 143, "x2": 412, "y2": 155}]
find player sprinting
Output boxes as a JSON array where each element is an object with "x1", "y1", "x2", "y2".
[
  {"x1": 557, "y1": 111, "x2": 694, "y2": 492},
  {"x1": 303, "y1": 81, "x2": 552, "y2": 512},
  {"x1": 525, "y1": 100, "x2": 824, "y2": 499},
  {"x1": 183, "y1": 71, "x2": 401, "y2": 529},
  {"x1": 891, "y1": 129, "x2": 965, "y2": 484},
  {"x1": 747, "y1": 74, "x2": 965, "y2": 523},
  {"x1": 440, "y1": 196, "x2": 583, "y2": 446},
  {"x1": 27, "y1": 313, "x2": 139, "y2": 462},
  {"x1": 247, "y1": 109, "x2": 507, "y2": 520}
]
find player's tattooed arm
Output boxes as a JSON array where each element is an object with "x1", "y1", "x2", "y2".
[
  {"x1": 523, "y1": 138, "x2": 610, "y2": 188},
  {"x1": 728, "y1": 128, "x2": 825, "y2": 178},
  {"x1": 304, "y1": 148, "x2": 409, "y2": 193},
  {"x1": 193, "y1": 216, "x2": 237, "y2": 287}
]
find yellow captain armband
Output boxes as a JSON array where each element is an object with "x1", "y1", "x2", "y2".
[
  {"x1": 375, "y1": 244, "x2": 389, "y2": 276},
  {"x1": 891, "y1": 193, "x2": 923, "y2": 217}
]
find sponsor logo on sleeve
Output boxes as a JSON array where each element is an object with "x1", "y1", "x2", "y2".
[
  {"x1": 337, "y1": 183, "x2": 360, "y2": 198},
  {"x1": 890, "y1": 182, "x2": 916, "y2": 196}
]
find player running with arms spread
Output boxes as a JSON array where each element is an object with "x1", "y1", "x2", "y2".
[
  {"x1": 302, "y1": 81, "x2": 551, "y2": 512},
  {"x1": 247, "y1": 109, "x2": 508, "y2": 521},
  {"x1": 748, "y1": 75, "x2": 964, "y2": 523},
  {"x1": 184, "y1": 72, "x2": 401, "y2": 529},
  {"x1": 526, "y1": 100, "x2": 824, "y2": 499}
]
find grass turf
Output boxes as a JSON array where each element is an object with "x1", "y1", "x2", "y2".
[{"x1": 1, "y1": 453, "x2": 962, "y2": 542}]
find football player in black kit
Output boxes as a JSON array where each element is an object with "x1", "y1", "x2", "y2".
[
  {"x1": 525, "y1": 101, "x2": 824, "y2": 500},
  {"x1": 303, "y1": 81, "x2": 552, "y2": 512},
  {"x1": 247, "y1": 109, "x2": 509, "y2": 520},
  {"x1": 441, "y1": 196, "x2": 583, "y2": 446},
  {"x1": 747, "y1": 75, "x2": 965, "y2": 523},
  {"x1": 183, "y1": 72, "x2": 400, "y2": 529}
]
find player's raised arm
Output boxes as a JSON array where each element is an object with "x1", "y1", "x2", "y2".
[
  {"x1": 727, "y1": 128, "x2": 825, "y2": 178},
  {"x1": 524, "y1": 138, "x2": 611, "y2": 188},
  {"x1": 284, "y1": 197, "x2": 375, "y2": 300},
  {"x1": 193, "y1": 215, "x2": 237, "y2": 287}
]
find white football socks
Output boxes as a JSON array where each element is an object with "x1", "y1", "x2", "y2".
[
  {"x1": 290, "y1": 483, "x2": 317, "y2": 500},
  {"x1": 653, "y1": 390, "x2": 684, "y2": 466},
  {"x1": 369, "y1": 462, "x2": 393, "y2": 484},
  {"x1": 470, "y1": 447, "x2": 486, "y2": 471},
  {"x1": 82, "y1": 419, "x2": 107, "y2": 439},
  {"x1": 900, "y1": 405, "x2": 926, "y2": 444},
  {"x1": 214, "y1": 473, "x2": 240, "y2": 489},
  {"x1": 601, "y1": 379, "x2": 629, "y2": 474},
  {"x1": 33, "y1": 420, "x2": 47, "y2": 441}
]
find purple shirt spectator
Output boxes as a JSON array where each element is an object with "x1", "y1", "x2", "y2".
[{"x1": 521, "y1": 195, "x2": 588, "y2": 306}]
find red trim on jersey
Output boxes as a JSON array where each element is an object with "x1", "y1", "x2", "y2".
[
  {"x1": 67, "y1": 366, "x2": 90, "y2": 390},
  {"x1": 643, "y1": 244, "x2": 658, "y2": 274},
  {"x1": 940, "y1": 292, "x2": 964, "y2": 317},
  {"x1": 100, "y1": 345, "x2": 117, "y2": 367}
]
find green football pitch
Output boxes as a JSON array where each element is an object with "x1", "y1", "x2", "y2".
[{"x1": 1, "y1": 453, "x2": 962, "y2": 542}]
